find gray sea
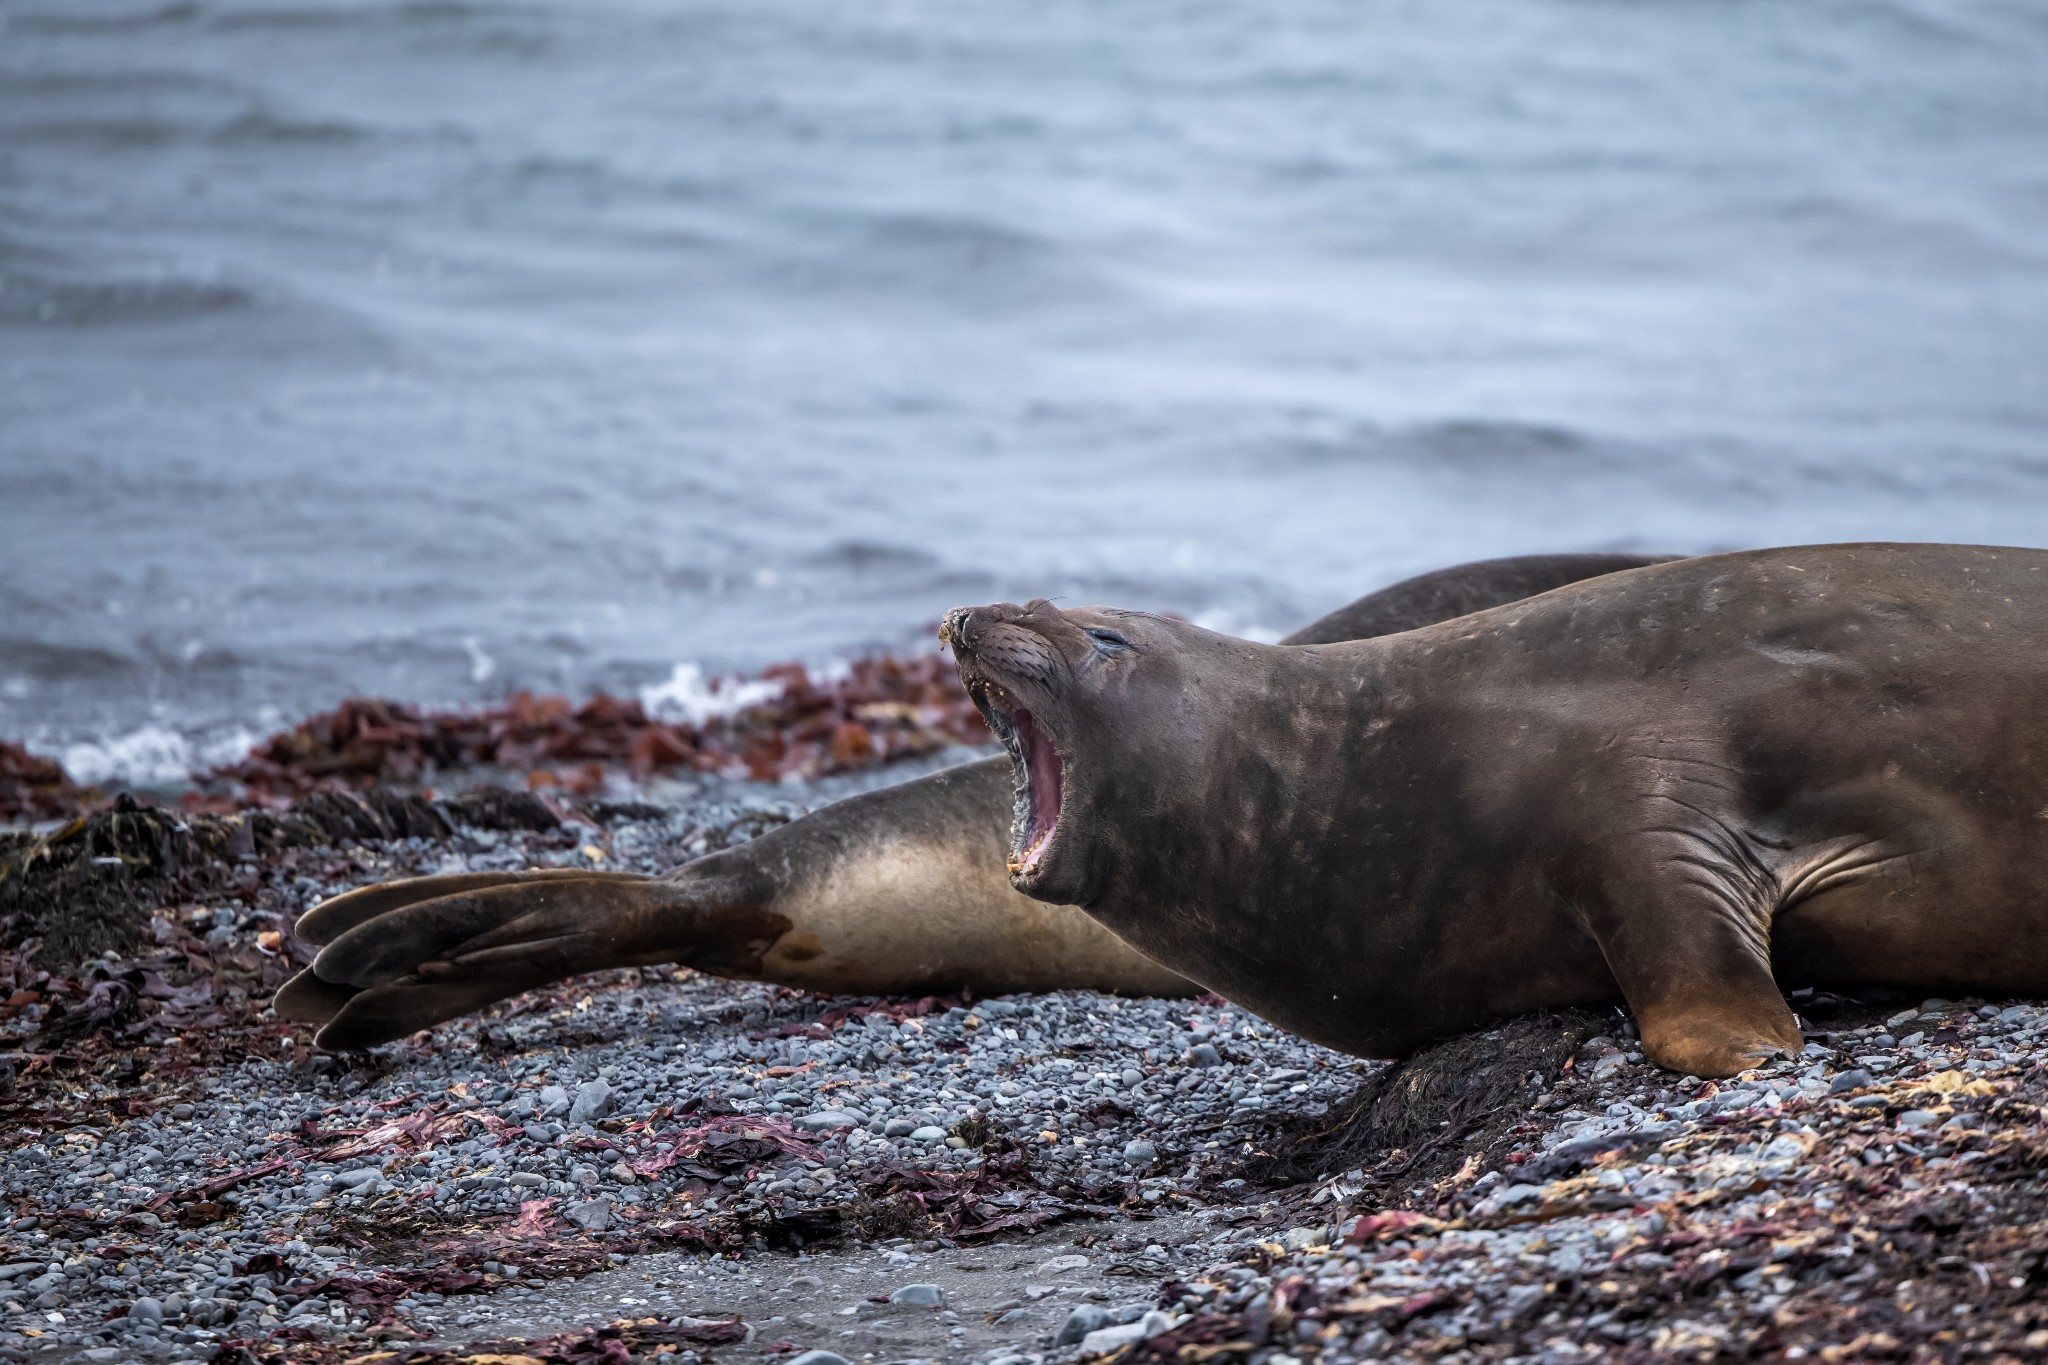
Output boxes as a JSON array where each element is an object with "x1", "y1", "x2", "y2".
[{"x1": 4, "y1": 0, "x2": 2047, "y2": 783}]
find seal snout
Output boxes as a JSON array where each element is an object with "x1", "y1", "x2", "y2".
[
  {"x1": 937, "y1": 606, "x2": 976, "y2": 649},
  {"x1": 943, "y1": 602, "x2": 1068, "y2": 694}
]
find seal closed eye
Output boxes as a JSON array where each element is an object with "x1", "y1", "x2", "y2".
[{"x1": 1084, "y1": 627, "x2": 1135, "y2": 654}]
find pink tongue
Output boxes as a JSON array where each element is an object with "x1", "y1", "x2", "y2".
[{"x1": 1017, "y1": 709, "x2": 1062, "y2": 864}]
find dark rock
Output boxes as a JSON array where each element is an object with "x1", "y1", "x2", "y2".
[
  {"x1": 441, "y1": 787, "x2": 561, "y2": 833},
  {"x1": 0, "y1": 794, "x2": 235, "y2": 966},
  {"x1": 281, "y1": 788, "x2": 452, "y2": 844},
  {"x1": 564, "y1": 1198, "x2": 613, "y2": 1233},
  {"x1": 1240, "y1": 1008, "x2": 1607, "y2": 1190}
]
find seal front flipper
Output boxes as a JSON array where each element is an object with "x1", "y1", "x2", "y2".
[{"x1": 1582, "y1": 836, "x2": 1804, "y2": 1079}]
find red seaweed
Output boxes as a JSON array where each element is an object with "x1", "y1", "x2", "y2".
[
  {"x1": 187, "y1": 648, "x2": 987, "y2": 808},
  {"x1": 1, "y1": 646, "x2": 990, "y2": 824},
  {"x1": 0, "y1": 740, "x2": 99, "y2": 824}
]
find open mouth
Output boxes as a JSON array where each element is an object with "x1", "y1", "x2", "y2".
[{"x1": 972, "y1": 684, "x2": 1065, "y2": 875}]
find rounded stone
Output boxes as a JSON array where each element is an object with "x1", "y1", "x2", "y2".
[
  {"x1": 1827, "y1": 1069, "x2": 1875, "y2": 1095},
  {"x1": 1056, "y1": 1303, "x2": 1110, "y2": 1345}
]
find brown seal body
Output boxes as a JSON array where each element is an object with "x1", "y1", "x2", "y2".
[
  {"x1": 277, "y1": 551, "x2": 1672, "y2": 1049},
  {"x1": 945, "y1": 543, "x2": 2048, "y2": 1078},
  {"x1": 1278, "y1": 551, "x2": 1679, "y2": 645}
]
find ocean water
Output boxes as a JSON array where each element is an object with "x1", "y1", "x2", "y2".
[{"x1": 4, "y1": 0, "x2": 2047, "y2": 781}]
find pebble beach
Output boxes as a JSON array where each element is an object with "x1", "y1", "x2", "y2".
[{"x1": 5, "y1": 777, "x2": 2048, "y2": 1365}]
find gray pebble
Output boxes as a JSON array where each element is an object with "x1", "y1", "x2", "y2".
[
  {"x1": 568, "y1": 1079, "x2": 614, "y2": 1124},
  {"x1": 1828, "y1": 1069, "x2": 1876, "y2": 1094},
  {"x1": 564, "y1": 1198, "x2": 613, "y2": 1232},
  {"x1": 891, "y1": 1283, "x2": 945, "y2": 1307},
  {"x1": 1056, "y1": 1303, "x2": 1110, "y2": 1345}
]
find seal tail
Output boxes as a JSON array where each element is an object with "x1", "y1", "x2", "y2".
[{"x1": 276, "y1": 871, "x2": 701, "y2": 1051}]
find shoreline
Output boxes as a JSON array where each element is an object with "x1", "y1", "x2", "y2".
[{"x1": 1, "y1": 647, "x2": 992, "y2": 830}]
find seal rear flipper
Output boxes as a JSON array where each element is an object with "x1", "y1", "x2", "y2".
[
  {"x1": 294, "y1": 868, "x2": 649, "y2": 946},
  {"x1": 312, "y1": 966, "x2": 583, "y2": 1051},
  {"x1": 311, "y1": 875, "x2": 684, "y2": 990},
  {"x1": 284, "y1": 873, "x2": 786, "y2": 1048},
  {"x1": 272, "y1": 966, "x2": 359, "y2": 1024}
]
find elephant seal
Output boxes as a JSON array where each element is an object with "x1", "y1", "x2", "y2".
[
  {"x1": 1279, "y1": 551, "x2": 1678, "y2": 646},
  {"x1": 943, "y1": 542, "x2": 2048, "y2": 1078},
  {"x1": 276, "y1": 551, "x2": 1673, "y2": 1049}
]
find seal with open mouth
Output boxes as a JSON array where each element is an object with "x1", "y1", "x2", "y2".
[
  {"x1": 944, "y1": 543, "x2": 2048, "y2": 1078},
  {"x1": 276, "y1": 552, "x2": 1669, "y2": 1049}
]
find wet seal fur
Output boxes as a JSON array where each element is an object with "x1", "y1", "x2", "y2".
[
  {"x1": 277, "y1": 553, "x2": 1669, "y2": 1049},
  {"x1": 943, "y1": 543, "x2": 2048, "y2": 1078}
]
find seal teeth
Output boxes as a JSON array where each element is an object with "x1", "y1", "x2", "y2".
[
  {"x1": 961, "y1": 676, "x2": 1062, "y2": 875},
  {"x1": 966, "y1": 684, "x2": 1045, "y2": 872}
]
